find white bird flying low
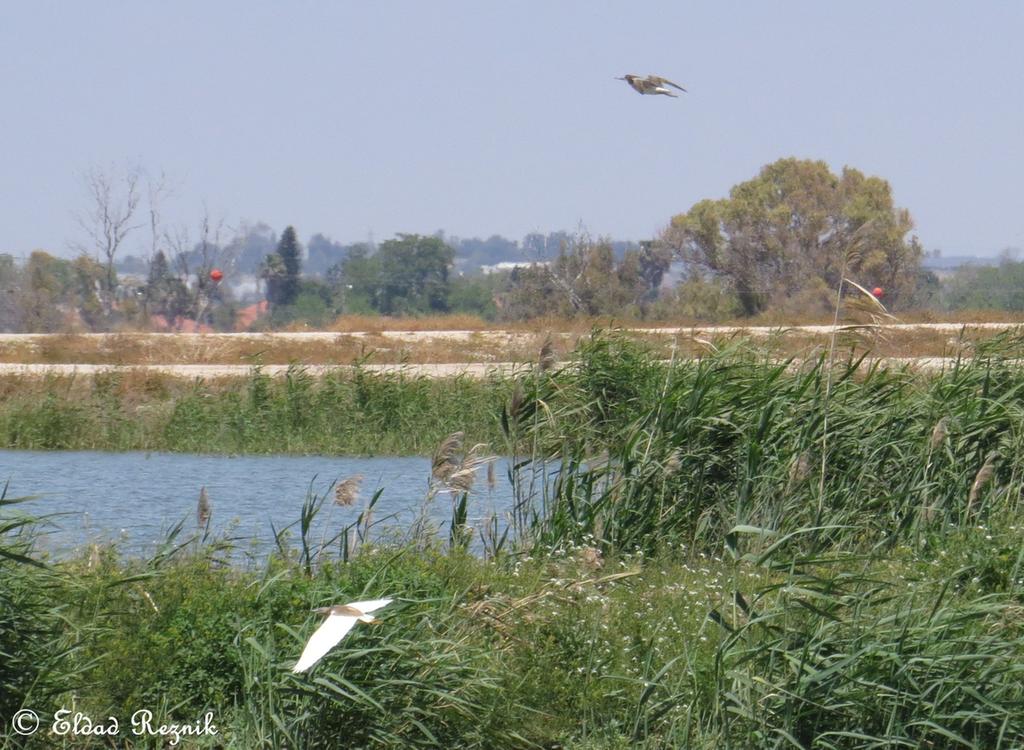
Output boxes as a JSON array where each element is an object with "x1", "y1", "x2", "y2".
[
  {"x1": 617, "y1": 74, "x2": 687, "y2": 97},
  {"x1": 292, "y1": 598, "x2": 393, "y2": 673}
]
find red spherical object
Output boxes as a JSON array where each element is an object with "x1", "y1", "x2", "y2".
[
  {"x1": 872, "y1": 287, "x2": 884, "y2": 298},
  {"x1": 210, "y1": 268, "x2": 224, "y2": 283}
]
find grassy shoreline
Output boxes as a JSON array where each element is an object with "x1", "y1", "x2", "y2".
[
  {"x1": 1, "y1": 328, "x2": 1023, "y2": 457},
  {"x1": 3, "y1": 504, "x2": 1022, "y2": 748}
]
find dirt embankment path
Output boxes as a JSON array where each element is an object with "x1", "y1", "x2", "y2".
[{"x1": 0, "y1": 322, "x2": 1018, "y2": 378}]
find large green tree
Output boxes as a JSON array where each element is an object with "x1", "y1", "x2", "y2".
[
  {"x1": 336, "y1": 235, "x2": 454, "y2": 316},
  {"x1": 661, "y1": 158, "x2": 924, "y2": 315},
  {"x1": 375, "y1": 234, "x2": 454, "y2": 315}
]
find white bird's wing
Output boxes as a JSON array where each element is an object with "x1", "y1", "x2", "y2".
[
  {"x1": 346, "y1": 598, "x2": 393, "y2": 614},
  {"x1": 292, "y1": 614, "x2": 359, "y2": 672}
]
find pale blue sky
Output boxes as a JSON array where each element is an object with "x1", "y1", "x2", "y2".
[{"x1": 2, "y1": 1, "x2": 1022, "y2": 259}]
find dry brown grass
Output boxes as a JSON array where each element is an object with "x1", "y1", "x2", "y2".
[
  {"x1": 323, "y1": 313, "x2": 494, "y2": 332},
  {"x1": 1, "y1": 311, "x2": 1022, "y2": 368}
]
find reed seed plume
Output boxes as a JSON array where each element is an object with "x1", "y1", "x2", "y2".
[
  {"x1": 432, "y1": 431, "x2": 464, "y2": 482},
  {"x1": 508, "y1": 381, "x2": 526, "y2": 422},
  {"x1": 967, "y1": 451, "x2": 997, "y2": 516},
  {"x1": 664, "y1": 448, "x2": 682, "y2": 475},
  {"x1": 197, "y1": 486, "x2": 211, "y2": 529},
  {"x1": 929, "y1": 417, "x2": 949, "y2": 452},
  {"x1": 788, "y1": 451, "x2": 812, "y2": 488},
  {"x1": 447, "y1": 467, "x2": 477, "y2": 493},
  {"x1": 538, "y1": 336, "x2": 556, "y2": 373},
  {"x1": 334, "y1": 474, "x2": 364, "y2": 507},
  {"x1": 430, "y1": 436, "x2": 495, "y2": 494}
]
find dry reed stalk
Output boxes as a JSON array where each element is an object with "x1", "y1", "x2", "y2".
[
  {"x1": 360, "y1": 502, "x2": 374, "y2": 543},
  {"x1": 197, "y1": 486, "x2": 211, "y2": 528},
  {"x1": 334, "y1": 474, "x2": 364, "y2": 507},
  {"x1": 966, "y1": 452, "x2": 997, "y2": 517}
]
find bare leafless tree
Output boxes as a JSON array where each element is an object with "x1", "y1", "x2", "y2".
[
  {"x1": 146, "y1": 170, "x2": 173, "y2": 264},
  {"x1": 74, "y1": 164, "x2": 143, "y2": 312},
  {"x1": 165, "y1": 203, "x2": 227, "y2": 325}
]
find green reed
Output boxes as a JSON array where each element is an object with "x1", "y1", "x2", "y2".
[{"x1": 0, "y1": 364, "x2": 510, "y2": 455}]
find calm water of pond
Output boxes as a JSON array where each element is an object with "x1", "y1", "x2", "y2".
[{"x1": 0, "y1": 450, "x2": 517, "y2": 558}]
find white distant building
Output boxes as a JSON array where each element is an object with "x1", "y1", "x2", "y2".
[
  {"x1": 228, "y1": 274, "x2": 262, "y2": 301},
  {"x1": 480, "y1": 261, "x2": 551, "y2": 275}
]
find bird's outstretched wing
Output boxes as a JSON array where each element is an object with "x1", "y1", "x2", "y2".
[
  {"x1": 292, "y1": 614, "x2": 359, "y2": 672},
  {"x1": 347, "y1": 598, "x2": 393, "y2": 614},
  {"x1": 648, "y1": 75, "x2": 687, "y2": 92}
]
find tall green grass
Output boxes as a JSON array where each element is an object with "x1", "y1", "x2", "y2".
[
  {"x1": 4, "y1": 331, "x2": 1024, "y2": 747},
  {"x1": 0, "y1": 365, "x2": 510, "y2": 455}
]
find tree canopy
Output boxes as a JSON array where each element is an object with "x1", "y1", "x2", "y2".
[
  {"x1": 336, "y1": 234, "x2": 454, "y2": 316},
  {"x1": 498, "y1": 236, "x2": 671, "y2": 319},
  {"x1": 660, "y1": 158, "x2": 924, "y2": 315},
  {"x1": 943, "y1": 254, "x2": 1024, "y2": 312}
]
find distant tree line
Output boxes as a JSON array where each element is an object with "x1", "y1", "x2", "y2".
[{"x1": 3, "y1": 157, "x2": 1023, "y2": 333}]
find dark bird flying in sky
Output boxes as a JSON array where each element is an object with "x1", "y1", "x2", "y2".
[{"x1": 617, "y1": 74, "x2": 687, "y2": 97}]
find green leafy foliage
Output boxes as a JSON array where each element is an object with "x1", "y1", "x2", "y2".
[
  {"x1": 334, "y1": 234, "x2": 455, "y2": 316},
  {"x1": 662, "y1": 158, "x2": 925, "y2": 315},
  {"x1": 262, "y1": 225, "x2": 303, "y2": 308}
]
